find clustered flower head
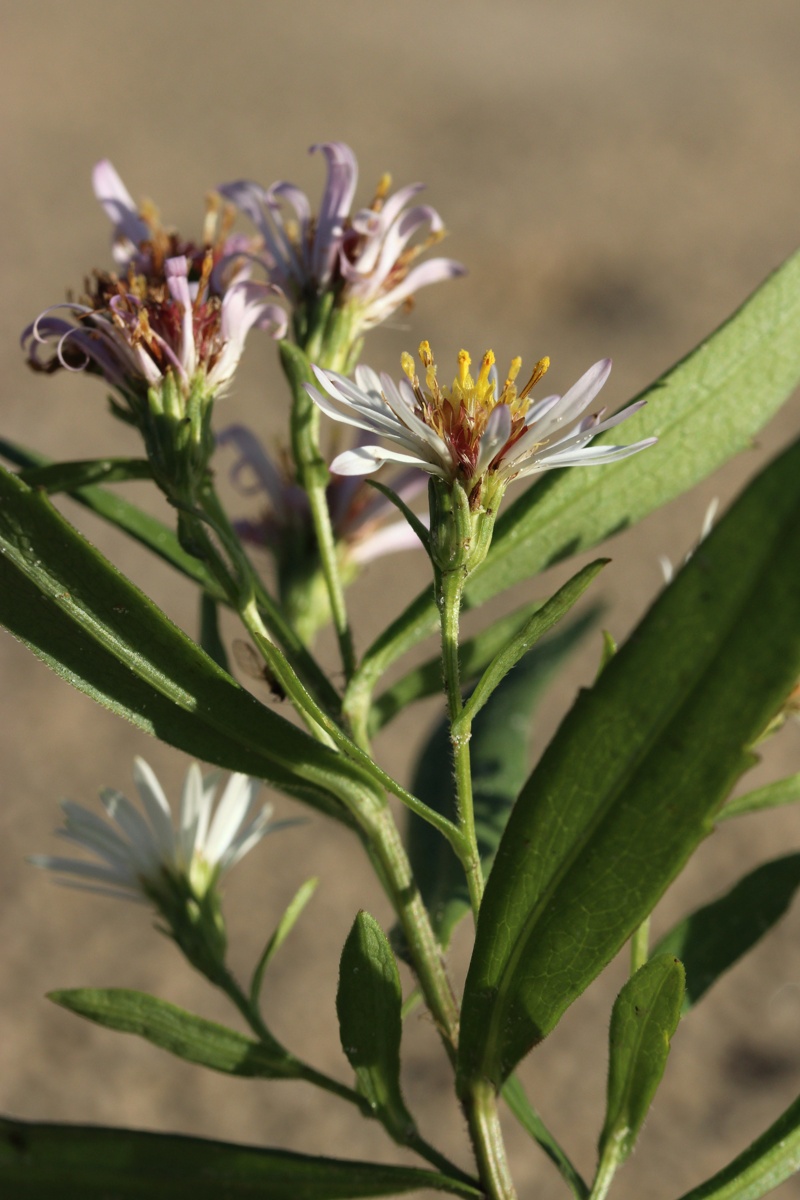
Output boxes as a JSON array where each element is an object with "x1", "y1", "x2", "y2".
[
  {"x1": 306, "y1": 342, "x2": 656, "y2": 492},
  {"x1": 22, "y1": 161, "x2": 285, "y2": 421},
  {"x1": 219, "y1": 142, "x2": 465, "y2": 364}
]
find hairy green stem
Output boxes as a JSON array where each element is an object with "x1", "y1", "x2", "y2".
[
  {"x1": 282, "y1": 342, "x2": 356, "y2": 681},
  {"x1": 465, "y1": 1080, "x2": 519, "y2": 1200},
  {"x1": 359, "y1": 802, "x2": 460, "y2": 1057},
  {"x1": 197, "y1": 486, "x2": 341, "y2": 713},
  {"x1": 588, "y1": 1146, "x2": 619, "y2": 1200},
  {"x1": 439, "y1": 567, "x2": 483, "y2": 914}
]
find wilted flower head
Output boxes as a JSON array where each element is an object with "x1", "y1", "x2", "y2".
[
  {"x1": 22, "y1": 160, "x2": 285, "y2": 420},
  {"x1": 30, "y1": 756, "x2": 280, "y2": 905},
  {"x1": 306, "y1": 342, "x2": 656, "y2": 492},
  {"x1": 219, "y1": 142, "x2": 465, "y2": 363}
]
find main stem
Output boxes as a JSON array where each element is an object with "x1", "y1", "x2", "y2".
[
  {"x1": 438, "y1": 567, "x2": 483, "y2": 914},
  {"x1": 357, "y1": 801, "x2": 460, "y2": 1058},
  {"x1": 465, "y1": 1081, "x2": 520, "y2": 1200}
]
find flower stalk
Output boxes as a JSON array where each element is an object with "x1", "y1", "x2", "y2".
[{"x1": 281, "y1": 341, "x2": 357, "y2": 681}]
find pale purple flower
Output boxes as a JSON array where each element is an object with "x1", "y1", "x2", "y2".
[
  {"x1": 218, "y1": 142, "x2": 465, "y2": 334},
  {"x1": 30, "y1": 757, "x2": 286, "y2": 904},
  {"x1": 306, "y1": 343, "x2": 656, "y2": 488},
  {"x1": 218, "y1": 423, "x2": 427, "y2": 566}
]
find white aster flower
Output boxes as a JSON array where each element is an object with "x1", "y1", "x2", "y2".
[
  {"x1": 30, "y1": 757, "x2": 282, "y2": 905},
  {"x1": 305, "y1": 342, "x2": 657, "y2": 490}
]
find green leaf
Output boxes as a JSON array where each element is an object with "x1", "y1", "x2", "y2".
[
  {"x1": 0, "y1": 1117, "x2": 481, "y2": 1199},
  {"x1": 251, "y1": 877, "x2": 319, "y2": 1008},
  {"x1": 337, "y1": 912, "x2": 413, "y2": 1138},
  {"x1": 19, "y1": 456, "x2": 154, "y2": 491},
  {"x1": 49, "y1": 988, "x2": 302, "y2": 1079},
  {"x1": 458, "y1": 433, "x2": 800, "y2": 1089},
  {"x1": 653, "y1": 854, "x2": 800, "y2": 1012},
  {"x1": 0, "y1": 437, "x2": 219, "y2": 593},
  {"x1": 458, "y1": 559, "x2": 607, "y2": 729},
  {"x1": 407, "y1": 612, "x2": 598, "y2": 949},
  {"x1": 366, "y1": 478, "x2": 431, "y2": 559},
  {"x1": 368, "y1": 597, "x2": 548, "y2": 733},
  {"x1": 501, "y1": 1075, "x2": 589, "y2": 1199},
  {"x1": 199, "y1": 592, "x2": 230, "y2": 673},
  {"x1": 718, "y1": 772, "x2": 800, "y2": 821},
  {"x1": 0, "y1": 465, "x2": 374, "y2": 822},
  {"x1": 598, "y1": 955, "x2": 684, "y2": 1167},
  {"x1": 674, "y1": 1092, "x2": 800, "y2": 1200},
  {"x1": 351, "y1": 245, "x2": 800, "y2": 695}
]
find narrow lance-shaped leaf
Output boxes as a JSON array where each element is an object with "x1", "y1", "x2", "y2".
[
  {"x1": 458, "y1": 433, "x2": 800, "y2": 1089},
  {"x1": 251, "y1": 877, "x2": 319, "y2": 1009},
  {"x1": 337, "y1": 912, "x2": 414, "y2": 1139},
  {"x1": 50, "y1": 989, "x2": 302, "y2": 1080},
  {"x1": 349, "y1": 244, "x2": 800, "y2": 698},
  {"x1": 0, "y1": 465, "x2": 375, "y2": 822},
  {"x1": 597, "y1": 955, "x2": 684, "y2": 1170},
  {"x1": 653, "y1": 854, "x2": 800, "y2": 1013},
  {"x1": 674, "y1": 1091, "x2": 800, "y2": 1200},
  {"x1": 406, "y1": 612, "x2": 598, "y2": 949},
  {"x1": 458, "y1": 559, "x2": 607, "y2": 728},
  {"x1": 369, "y1": 597, "x2": 549, "y2": 733},
  {"x1": 0, "y1": 1118, "x2": 482, "y2": 1199},
  {"x1": 501, "y1": 1075, "x2": 589, "y2": 1200},
  {"x1": 718, "y1": 771, "x2": 800, "y2": 821},
  {"x1": 199, "y1": 593, "x2": 230, "y2": 674},
  {"x1": 18, "y1": 456, "x2": 154, "y2": 491},
  {"x1": 0, "y1": 437, "x2": 219, "y2": 593}
]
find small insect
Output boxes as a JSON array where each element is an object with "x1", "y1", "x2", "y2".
[{"x1": 232, "y1": 639, "x2": 286, "y2": 701}]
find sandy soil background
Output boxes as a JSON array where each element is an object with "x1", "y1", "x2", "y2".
[{"x1": 3, "y1": 2, "x2": 800, "y2": 1196}]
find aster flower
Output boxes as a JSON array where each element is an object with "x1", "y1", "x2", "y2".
[
  {"x1": 217, "y1": 423, "x2": 427, "y2": 641},
  {"x1": 22, "y1": 162, "x2": 286, "y2": 509},
  {"x1": 218, "y1": 142, "x2": 465, "y2": 364},
  {"x1": 30, "y1": 757, "x2": 281, "y2": 905},
  {"x1": 306, "y1": 343, "x2": 656, "y2": 490},
  {"x1": 23, "y1": 161, "x2": 285, "y2": 409},
  {"x1": 30, "y1": 757, "x2": 293, "y2": 978}
]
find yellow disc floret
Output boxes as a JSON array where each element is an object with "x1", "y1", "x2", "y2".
[{"x1": 401, "y1": 342, "x2": 550, "y2": 479}]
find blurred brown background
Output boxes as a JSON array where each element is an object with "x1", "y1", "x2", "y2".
[{"x1": 3, "y1": 2, "x2": 800, "y2": 1196}]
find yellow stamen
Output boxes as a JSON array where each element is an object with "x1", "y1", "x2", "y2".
[
  {"x1": 418, "y1": 340, "x2": 433, "y2": 368},
  {"x1": 457, "y1": 349, "x2": 472, "y2": 389},
  {"x1": 504, "y1": 356, "x2": 523, "y2": 392},
  {"x1": 196, "y1": 251, "x2": 214, "y2": 309},
  {"x1": 518, "y1": 356, "x2": 550, "y2": 401},
  {"x1": 401, "y1": 351, "x2": 416, "y2": 382},
  {"x1": 370, "y1": 173, "x2": 392, "y2": 212},
  {"x1": 477, "y1": 350, "x2": 495, "y2": 391}
]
